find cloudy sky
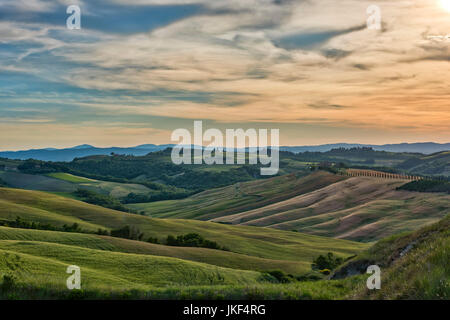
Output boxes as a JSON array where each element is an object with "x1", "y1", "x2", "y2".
[{"x1": 1, "y1": 0, "x2": 449, "y2": 150}]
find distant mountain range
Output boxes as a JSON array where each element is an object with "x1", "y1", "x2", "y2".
[
  {"x1": 0, "y1": 142, "x2": 449, "y2": 162},
  {"x1": 0, "y1": 144, "x2": 175, "y2": 162}
]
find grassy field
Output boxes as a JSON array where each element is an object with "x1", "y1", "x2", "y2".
[
  {"x1": 337, "y1": 214, "x2": 450, "y2": 299},
  {"x1": 0, "y1": 187, "x2": 368, "y2": 271},
  {"x1": 0, "y1": 240, "x2": 262, "y2": 291},
  {"x1": 46, "y1": 172, "x2": 94, "y2": 183},
  {"x1": 2, "y1": 215, "x2": 447, "y2": 299},
  {"x1": 0, "y1": 186, "x2": 447, "y2": 299},
  {"x1": 0, "y1": 171, "x2": 151, "y2": 199},
  {"x1": 128, "y1": 171, "x2": 346, "y2": 219},
  {"x1": 0, "y1": 226, "x2": 319, "y2": 275},
  {"x1": 0, "y1": 171, "x2": 76, "y2": 193},
  {"x1": 0, "y1": 240, "x2": 363, "y2": 299},
  {"x1": 48, "y1": 172, "x2": 152, "y2": 198}
]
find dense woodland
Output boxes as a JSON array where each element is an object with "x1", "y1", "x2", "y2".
[{"x1": 397, "y1": 179, "x2": 450, "y2": 194}]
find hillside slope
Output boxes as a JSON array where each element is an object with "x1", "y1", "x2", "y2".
[
  {"x1": 0, "y1": 240, "x2": 262, "y2": 291},
  {"x1": 334, "y1": 215, "x2": 450, "y2": 299},
  {"x1": 396, "y1": 151, "x2": 450, "y2": 177},
  {"x1": 129, "y1": 171, "x2": 347, "y2": 220},
  {"x1": 0, "y1": 171, "x2": 151, "y2": 199},
  {"x1": 0, "y1": 226, "x2": 311, "y2": 275},
  {"x1": 0, "y1": 187, "x2": 367, "y2": 273},
  {"x1": 0, "y1": 171, "x2": 76, "y2": 193},
  {"x1": 213, "y1": 176, "x2": 450, "y2": 241}
]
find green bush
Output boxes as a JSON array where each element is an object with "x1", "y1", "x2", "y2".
[
  {"x1": 0, "y1": 177, "x2": 7, "y2": 187},
  {"x1": 296, "y1": 273, "x2": 322, "y2": 282},
  {"x1": 96, "y1": 228, "x2": 109, "y2": 236},
  {"x1": 62, "y1": 223, "x2": 82, "y2": 233},
  {"x1": 147, "y1": 237, "x2": 159, "y2": 244},
  {"x1": 165, "y1": 233, "x2": 228, "y2": 251},
  {"x1": 312, "y1": 252, "x2": 343, "y2": 271},
  {"x1": 110, "y1": 225, "x2": 144, "y2": 241},
  {"x1": 266, "y1": 270, "x2": 293, "y2": 283},
  {"x1": 0, "y1": 217, "x2": 89, "y2": 235},
  {"x1": 74, "y1": 189, "x2": 136, "y2": 213},
  {"x1": 0, "y1": 274, "x2": 16, "y2": 292}
]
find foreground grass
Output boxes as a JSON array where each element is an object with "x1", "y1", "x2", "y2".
[
  {"x1": 1, "y1": 276, "x2": 364, "y2": 300},
  {"x1": 0, "y1": 212, "x2": 447, "y2": 299},
  {"x1": 336, "y1": 214, "x2": 450, "y2": 299},
  {"x1": 0, "y1": 239, "x2": 366, "y2": 300},
  {"x1": 0, "y1": 241, "x2": 263, "y2": 289},
  {"x1": 0, "y1": 227, "x2": 313, "y2": 275}
]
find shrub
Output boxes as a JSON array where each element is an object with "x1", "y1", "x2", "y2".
[
  {"x1": 165, "y1": 233, "x2": 227, "y2": 251},
  {"x1": 296, "y1": 273, "x2": 322, "y2": 282},
  {"x1": 147, "y1": 237, "x2": 159, "y2": 244},
  {"x1": 96, "y1": 228, "x2": 109, "y2": 236},
  {"x1": 1, "y1": 216, "x2": 84, "y2": 234},
  {"x1": 0, "y1": 274, "x2": 16, "y2": 292},
  {"x1": 258, "y1": 272, "x2": 278, "y2": 283},
  {"x1": 166, "y1": 235, "x2": 177, "y2": 246},
  {"x1": 312, "y1": 252, "x2": 344, "y2": 271},
  {"x1": 62, "y1": 223, "x2": 82, "y2": 233},
  {"x1": 110, "y1": 225, "x2": 144, "y2": 241},
  {"x1": 266, "y1": 270, "x2": 292, "y2": 283},
  {"x1": 0, "y1": 178, "x2": 7, "y2": 187},
  {"x1": 74, "y1": 188, "x2": 136, "y2": 213}
]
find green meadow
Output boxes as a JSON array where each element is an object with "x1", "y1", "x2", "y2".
[
  {"x1": 0, "y1": 171, "x2": 151, "y2": 199},
  {"x1": 1, "y1": 216, "x2": 447, "y2": 299},
  {"x1": 0, "y1": 188, "x2": 368, "y2": 273}
]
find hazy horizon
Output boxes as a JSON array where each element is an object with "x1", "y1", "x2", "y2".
[{"x1": 2, "y1": 140, "x2": 450, "y2": 152}]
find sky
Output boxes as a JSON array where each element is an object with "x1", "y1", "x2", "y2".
[{"x1": 0, "y1": 0, "x2": 449, "y2": 150}]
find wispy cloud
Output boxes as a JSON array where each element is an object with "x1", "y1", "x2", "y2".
[{"x1": 0, "y1": 0, "x2": 449, "y2": 148}]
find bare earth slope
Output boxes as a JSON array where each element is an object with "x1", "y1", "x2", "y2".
[
  {"x1": 129, "y1": 171, "x2": 346, "y2": 220},
  {"x1": 213, "y1": 176, "x2": 450, "y2": 241}
]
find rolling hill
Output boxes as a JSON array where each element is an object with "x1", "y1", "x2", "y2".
[
  {"x1": 0, "y1": 226, "x2": 316, "y2": 275},
  {"x1": 213, "y1": 176, "x2": 450, "y2": 241},
  {"x1": 335, "y1": 214, "x2": 450, "y2": 299},
  {"x1": 0, "y1": 237, "x2": 362, "y2": 300},
  {"x1": 0, "y1": 171, "x2": 76, "y2": 193},
  {"x1": 0, "y1": 171, "x2": 447, "y2": 299},
  {"x1": 1, "y1": 212, "x2": 447, "y2": 299},
  {"x1": 396, "y1": 151, "x2": 450, "y2": 177},
  {"x1": 0, "y1": 240, "x2": 262, "y2": 292},
  {"x1": 0, "y1": 187, "x2": 368, "y2": 274},
  {"x1": 129, "y1": 171, "x2": 346, "y2": 220},
  {"x1": 0, "y1": 171, "x2": 152, "y2": 199},
  {"x1": 127, "y1": 171, "x2": 449, "y2": 242},
  {"x1": 0, "y1": 144, "x2": 173, "y2": 162}
]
